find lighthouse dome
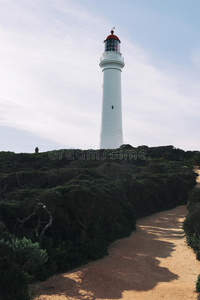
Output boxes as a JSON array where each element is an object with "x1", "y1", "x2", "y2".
[
  {"x1": 104, "y1": 30, "x2": 121, "y2": 43},
  {"x1": 104, "y1": 29, "x2": 121, "y2": 52}
]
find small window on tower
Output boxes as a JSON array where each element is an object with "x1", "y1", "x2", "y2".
[{"x1": 111, "y1": 105, "x2": 114, "y2": 109}]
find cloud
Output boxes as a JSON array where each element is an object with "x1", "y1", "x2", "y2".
[
  {"x1": 0, "y1": 0, "x2": 106, "y2": 149},
  {"x1": 122, "y1": 40, "x2": 200, "y2": 150},
  {"x1": 0, "y1": 0, "x2": 199, "y2": 152}
]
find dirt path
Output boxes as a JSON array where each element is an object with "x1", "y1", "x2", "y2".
[{"x1": 34, "y1": 205, "x2": 200, "y2": 300}]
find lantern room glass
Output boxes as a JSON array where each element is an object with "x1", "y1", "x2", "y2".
[{"x1": 105, "y1": 39, "x2": 120, "y2": 52}]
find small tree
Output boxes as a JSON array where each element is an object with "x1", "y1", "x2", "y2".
[
  {"x1": 0, "y1": 237, "x2": 48, "y2": 273},
  {"x1": 0, "y1": 237, "x2": 48, "y2": 300}
]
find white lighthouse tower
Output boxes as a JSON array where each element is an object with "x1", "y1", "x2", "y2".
[{"x1": 100, "y1": 29, "x2": 125, "y2": 149}]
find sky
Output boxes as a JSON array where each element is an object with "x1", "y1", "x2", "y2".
[{"x1": 0, "y1": 0, "x2": 200, "y2": 153}]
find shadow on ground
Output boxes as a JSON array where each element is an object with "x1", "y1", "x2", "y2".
[{"x1": 35, "y1": 206, "x2": 187, "y2": 300}]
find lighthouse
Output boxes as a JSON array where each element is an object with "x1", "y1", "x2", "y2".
[{"x1": 100, "y1": 29, "x2": 125, "y2": 149}]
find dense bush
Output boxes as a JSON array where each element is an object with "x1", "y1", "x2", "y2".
[
  {"x1": 183, "y1": 203, "x2": 200, "y2": 256},
  {"x1": 187, "y1": 187, "x2": 200, "y2": 210},
  {"x1": 0, "y1": 262, "x2": 31, "y2": 300},
  {"x1": 183, "y1": 179, "x2": 200, "y2": 297},
  {"x1": 0, "y1": 146, "x2": 198, "y2": 299},
  {"x1": 196, "y1": 274, "x2": 200, "y2": 293},
  {"x1": 0, "y1": 237, "x2": 48, "y2": 272},
  {"x1": 0, "y1": 237, "x2": 47, "y2": 300}
]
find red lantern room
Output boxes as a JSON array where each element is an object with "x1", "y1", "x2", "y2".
[{"x1": 104, "y1": 29, "x2": 121, "y2": 52}]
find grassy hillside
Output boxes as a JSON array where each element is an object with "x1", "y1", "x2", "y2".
[{"x1": 0, "y1": 145, "x2": 199, "y2": 299}]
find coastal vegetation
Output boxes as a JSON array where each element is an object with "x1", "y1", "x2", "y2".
[
  {"x1": 0, "y1": 145, "x2": 199, "y2": 300},
  {"x1": 183, "y1": 183, "x2": 200, "y2": 296}
]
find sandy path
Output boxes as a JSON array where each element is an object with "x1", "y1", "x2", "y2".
[{"x1": 34, "y1": 205, "x2": 200, "y2": 300}]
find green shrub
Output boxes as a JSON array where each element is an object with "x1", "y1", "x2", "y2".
[
  {"x1": 186, "y1": 234, "x2": 200, "y2": 252},
  {"x1": 0, "y1": 241, "x2": 31, "y2": 300},
  {"x1": 184, "y1": 187, "x2": 200, "y2": 296},
  {"x1": 196, "y1": 274, "x2": 200, "y2": 293},
  {"x1": 0, "y1": 237, "x2": 48, "y2": 273},
  {"x1": 0, "y1": 264, "x2": 31, "y2": 300},
  {"x1": 0, "y1": 147, "x2": 198, "y2": 286},
  {"x1": 183, "y1": 203, "x2": 200, "y2": 238},
  {"x1": 187, "y1": 187, "x2": 200, "y2": 211},
  {"x1": 196, "y1": 251, "x2": 200, "y2": 261},
  {"x1": 0, "y1": 237, "x2": 48, "y2": 299},
  {"x1": 0, "y1": 200, "x2": 21, "y2": 231},
  {"x1": 0, "y1": 221, "x2": 12, "y2": 239}
]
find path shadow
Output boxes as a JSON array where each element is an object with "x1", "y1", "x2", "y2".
[{"x1": 35, "y1": 206, "x2": 187, "y2": 300}]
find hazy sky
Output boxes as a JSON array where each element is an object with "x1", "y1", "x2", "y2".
[{"x1": 0, "y1": 0, "x2": 200, "y2": 152}]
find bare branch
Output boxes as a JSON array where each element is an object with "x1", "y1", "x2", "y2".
[
  {"x1": 38, "y1": 204, "x2": 53, "y2": 247},
  {"x1": 17, "y1": 201, "x2": 53, "y2": 247}
]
